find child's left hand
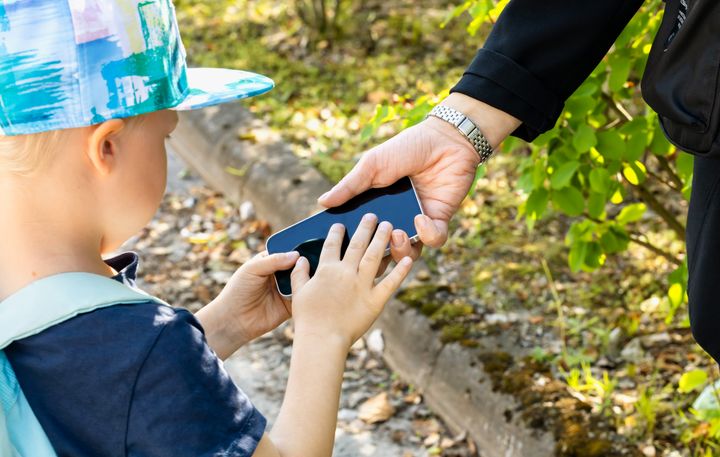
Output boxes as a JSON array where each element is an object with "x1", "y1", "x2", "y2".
[{"x1": 195, "y1": 250, "x2": 299, "y2": 359}]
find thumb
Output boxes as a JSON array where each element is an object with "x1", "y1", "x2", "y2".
[
  {"x1": 290, "y1": 257, "x2": 310, "y2": 294},
  {"x1": 244, "y1": 251, "x2": 300, "y2": 277},
  {"x1": 318, "y1": 153, "x2": 377, "y2": 208}
]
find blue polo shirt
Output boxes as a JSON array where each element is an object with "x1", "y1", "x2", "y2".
[{"x1": 5, "y1": 252, "x2": 267, "y2": 457}]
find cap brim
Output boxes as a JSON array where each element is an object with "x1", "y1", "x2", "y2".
[{"x1": 172, "y1": 68, "x2": 274, "y2": 111}]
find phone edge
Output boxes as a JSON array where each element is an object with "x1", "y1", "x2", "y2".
[{"x1": 268, "y1": 177, "x2": 426, "y2": 298}]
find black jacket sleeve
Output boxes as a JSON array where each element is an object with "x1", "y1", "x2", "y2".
[{"x1": 451, "y1": 0, "x2": 645, "y2": 141}]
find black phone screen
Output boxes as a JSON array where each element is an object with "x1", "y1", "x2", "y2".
[{"x1": 266, "y1": 177, "x2": 422, "y2": 296}]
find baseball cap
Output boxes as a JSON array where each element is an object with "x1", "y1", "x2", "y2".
[{"x1": 0, "y1": 0, "x2": 274, "y2": 136}]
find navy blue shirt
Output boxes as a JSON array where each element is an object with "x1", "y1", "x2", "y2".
[{"x1": 5, "y1": 252, "x2": 266, "y2": 457}]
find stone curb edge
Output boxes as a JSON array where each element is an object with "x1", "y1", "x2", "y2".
[{"x1": 169, "y1": 105, "x2": 556, "y2": 457}]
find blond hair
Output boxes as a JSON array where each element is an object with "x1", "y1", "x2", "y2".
[
  {"x1": 0, "y1": 116, "x2": 145, "y2": 177},
  {"x1": 0, "y1": 129, "x2": 67, "y2": 176}
]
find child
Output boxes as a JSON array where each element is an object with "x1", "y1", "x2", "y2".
[{"x1": 0, "y1": 1, "x2": 413, "y2": 456}]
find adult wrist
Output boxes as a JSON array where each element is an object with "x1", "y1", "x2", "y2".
[{"x1": 439, "y1": 92, "x2": 521, "y2": 150}]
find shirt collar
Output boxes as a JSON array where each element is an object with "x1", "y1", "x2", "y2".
[{"x1": 103, "y1": 251, "x2": 140, "y2": 287}]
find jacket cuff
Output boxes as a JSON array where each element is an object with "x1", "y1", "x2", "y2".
[{"x1": 450, "y1": 49, "x2": 564, "y2": 142}]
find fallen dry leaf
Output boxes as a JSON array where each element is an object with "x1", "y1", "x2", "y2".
[{"x1": 358, "y1": 392, "x2": 396, "y2": 424}]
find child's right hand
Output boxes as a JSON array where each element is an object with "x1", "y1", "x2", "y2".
[{"x1": 289, "y1": 214, "x2": 413, "y2": 351}]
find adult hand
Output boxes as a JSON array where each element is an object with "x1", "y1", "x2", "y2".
[{"x1": 318, "y1": 93, "x2": 521, "y2": 263}]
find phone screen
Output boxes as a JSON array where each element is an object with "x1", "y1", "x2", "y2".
[{"x1": 266, "y1": 177, "x2": 423, "y2": 296}]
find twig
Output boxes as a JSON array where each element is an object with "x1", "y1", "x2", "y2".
[
  {"x1": 630, "y1": 183, "x2": 686, "y2": 241},
  {"x1": 654, "y1": 154, "x2": 685, "y2": 190},
  {"x1": 541, "y1": 258, "x2": 567, "y2": 361},
  {"x1": 601, "y1": 92, "x2": 633, "y2": 123},
  {"x1": 647, "y1": 168, "x2": 682, "y2": 192},
  {"x1": 628, "y1": 234, "x2": 681, "y2": 266}
]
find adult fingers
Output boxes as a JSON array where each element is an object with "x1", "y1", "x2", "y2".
[
  {"x1": 359, "y1": 221, "x2": 393, "y2": 281},
  {"x1": 415, "y1": 214, "x2": 448, "y2": 248},
  {"x1": 318, "y1": 154, "x2": 376, "y2": 208},
  {"x1": 318, "y1": 223, "x2": 346, "y2": 264},
  {"x1": 290, "y1": 257, "x2": 310, "y2": 294},
  {"x1": 374, "y1": 256, "x2": 414, "y2": 303},
  {"x1": 243, "y1": 251, "x2": 300, "y2": 276},
  {"x1": 342, "y1": 213, "x2": 378, "y2": 266}
]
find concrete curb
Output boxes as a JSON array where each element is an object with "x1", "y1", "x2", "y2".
[{"x1": 169, "y1": 105, "x2": 556, "y2": 457}]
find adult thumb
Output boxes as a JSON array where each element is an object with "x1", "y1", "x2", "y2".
[{"x1": 318, "y1": 153, "x2": 377, "y2": 208}]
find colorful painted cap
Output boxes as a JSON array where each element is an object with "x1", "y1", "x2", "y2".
[{"x1": 0, "y1": 0, "x2": 274, "y2": 136}]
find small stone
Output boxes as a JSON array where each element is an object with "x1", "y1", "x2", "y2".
[
  {"x1": 415, "y1": 269, "x2": 431, "y2": 281},
  {"x1": 608, "y1": 327, "x2": 624, "y2": 356},
  {"x1": 210, "y1": 270, "x2": 233, "y2": 285},
  {"x1": 620, "y1": 338, "x2": 646, "y2": 363},
  {"x1": 366, "y1": 329, "x2": 384, "y2": 356},
  {"x1": 239, "y1": 201, "x2": 255, "y2": 221},
  {"x1": 484, "y1": 312, "x2": 519, "y2": 325},
  {"x1": 641, "y1": 332, "x2": 671, "y2": 348},
  {"x1": 337, "y1": 408, "x2": 357, "y2": 423},
  {"x1": 182, "y1": 197, "x2": 196, "y2": 208}
]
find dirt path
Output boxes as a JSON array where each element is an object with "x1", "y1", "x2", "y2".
[{"x1": 113, "y1": 149, "x2": 477, "y2": 457}]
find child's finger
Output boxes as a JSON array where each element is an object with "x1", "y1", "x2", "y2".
[
  {"x1": 318, "y1": 223, "x2": 345, "y2": 264},
  {"x1": 359, "y1": 221, "x2": 393, "y2": 281},
  {"x1": 291, "y1": 257, "x2": 310, "y2": 293},
  {"x1": 342, "y1": 213, "x2": 378, "y2": 266},
  {"x1": 373, "y1": 256, "x2": 414, "y2": 303},
  {"x1": 244, "y1": 251, "x2": 300, "y2": 276}
]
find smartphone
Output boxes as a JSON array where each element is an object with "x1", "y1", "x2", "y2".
[{"x1": 266, "y1": 176, "x2": 424, "y2": 297}]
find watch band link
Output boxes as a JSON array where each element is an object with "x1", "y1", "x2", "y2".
[{"x1": 426, "y1": 105, "x2": 494, "y2": 164}]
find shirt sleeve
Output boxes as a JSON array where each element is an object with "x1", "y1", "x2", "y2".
[
  {"x1": 451, "y1": 0, "x2": 646, "y2": 141},
  {"x1": 126, "y1": 309, "x2": 267, "y2": 457}
]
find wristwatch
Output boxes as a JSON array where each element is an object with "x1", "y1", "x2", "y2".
[{"x1": 426, "y1": 105, "x2": 494, "y2": 164}]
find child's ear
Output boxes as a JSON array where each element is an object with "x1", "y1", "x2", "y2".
[{"x1": 86, "y1": 119, "x2": 125, "y2": 176}]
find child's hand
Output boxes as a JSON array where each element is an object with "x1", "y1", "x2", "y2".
[
  {"x1": 289, "y1": 214, "x2": 414, "y2": 351},
  {"x1": 196, "y1": 250, "x2": 299, "y2": 359}
]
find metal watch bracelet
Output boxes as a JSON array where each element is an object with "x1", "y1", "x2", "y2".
[{"x1": 426, "y1": 105, "x2": 494, "y2": 164}]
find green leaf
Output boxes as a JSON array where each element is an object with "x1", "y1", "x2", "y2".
[
  {"x1": 589, "y1": 168, "x2": 611, "y2": 194},
  {"x1": 587, "y1": 192, "x2": 606, "y2": 219},
  {"x1": 678, "y1": 369, "x2": 708, "y2": 394},
  {"x1": 573, "y1": 125, "x2": 597, "y2": 153},
  {"x1": 532, "y1": 159, "x2": 547, "y2": 188},
  {"x1": 552, "y1": 187, "x2": 585, "y2": 217},
  {"x1": 583, "y1": 241, "x2": 604, "y2": 270},
  {"x1": 600, "y1": 226, "x2": 629, "y2": 254},
  {"x1": 565, "y1": 96, "x2": 595, "y2": 119},
  {"x1": 573, "y1": 81, "x2": 599, "y2": 98},
  {"x1": 622, "y1": 161, "x2": 647, "y2": 185},
  {"x1": 569, "y1": 241, "x2": 588, "y2": 273},
  {"x1": 650, "y1": 124, "x2": 672, "y2": 155},
  {"x1": 616, "y1": 203, "x2": 646, "y2": 225},
  {"x1": 676, "y1": 152, "x2": 694, "y2": 180},
  {"x1": 550, "y1": 161, "x2": 580, "y2": 189},
  {"x1": 668, "y1": 282, "x2": 684, "y2": 309},
  {"x1": 608, "y1": 55, "x2": 632, "y2": 92},
  {"x1": 596, "y1": 130, "x2": 625, "y2": 161},
  {"x1": 525, "y1": 188, "x2": 549, "y2": 220},
  {"x1": 624, "y1": 130, "x2": 647, "y2": 162},
  {"x1": 441, "y1": 1, "x2": 473, "y2": 28}
]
